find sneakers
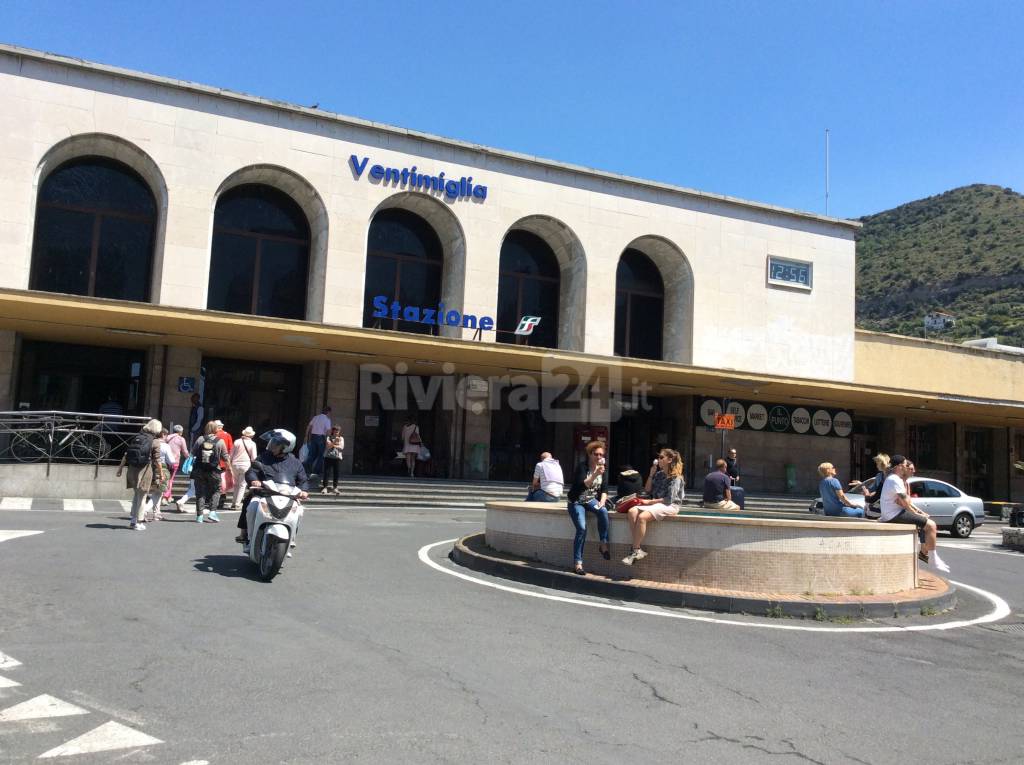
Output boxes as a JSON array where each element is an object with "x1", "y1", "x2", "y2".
[
  {"x1": 195, "y1": 514, "x2": 204, "y2": 523},
  {"x1": 917, "y1": 550, "x2": 930, "y2": 564},
  {"x1": 206, "y1": 511, "x2": 220, "y2": 523},
  {"x1": 130, "y1": 522, "x2": 146, "y2": 531},
  {"x1": 622, "y1": 548, "x2": 647, "y2": 566},
  {"x1": 242, "y1": 543, "x2": 251, "y2": 554},
  {"x1": 320, "y1": 487, "x2": 330, "y2": 495},
  {"x1": 235, "y1": 534, "x2": 248, "y2": 544},
  {"x1": 932, "y1": 550, "x2": 951, "y2": 573}
]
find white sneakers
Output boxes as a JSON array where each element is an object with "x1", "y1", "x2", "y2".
[
  {"x1": 931, "y1": 550, "x2": 951, "y2": 573},
  {"x1": 621, "y1": 548, "x2": 648, "y2": 566}
]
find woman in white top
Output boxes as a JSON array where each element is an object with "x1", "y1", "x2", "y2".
[
  {"x1": 400, "y1": 418, "x2": 421, "y2": 478},
  {"x1": 229, "y1": 426, "x2": 258, "y2": 510}
]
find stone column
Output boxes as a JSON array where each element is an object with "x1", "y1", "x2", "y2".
[{"x1": 0, "y1": 330, "x2": 17, "y2": 410}]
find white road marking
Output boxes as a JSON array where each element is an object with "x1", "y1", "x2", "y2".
[
  {"x1": 0, "y1": 652, "x2": 23, "y2": 670},
  {"x1": 419, "y1": 538, "x2": 1011, "y2": 634},
  {"x1": 0, "y1": 530, "x2": 43, "y2": 544},
  {"x1": 0, "y1": 674, "x2": 21, "y2": 688},
  {"x1": 38, "y1": 720, "x2": 162, "y2": 758},
  {"x1": 117, "y1": 500, "x2": 132, "y2": 512},
  {"x1": 62, "y1": 499, "x2": 94, "y2": 512},
  {"x1": 0, "y1": 694, "x2": 89, "y2": 722},
  {"x1": 939, "y1": 543, "x2": 1023, "y2": 558},
  {"x1": 0, "y1": 497, "x2": 33, "y2": 511}
]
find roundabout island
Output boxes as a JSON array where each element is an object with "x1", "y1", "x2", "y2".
[{"x1": 450, "y1": 501, "x2": 955, "y2": 619}]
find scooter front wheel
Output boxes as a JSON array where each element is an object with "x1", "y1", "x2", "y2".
[{"x1": 258, "y1": 533, "x2": 288, "y2": 581}]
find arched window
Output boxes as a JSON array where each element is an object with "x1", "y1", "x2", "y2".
[
  {"x1": 363, "y1": 209, "x2": 443, "y2": 335},
  {"x1": 497, "y1": 230, "x2": 560, "y2": 348},
  {"x1": 614, "y1": 248, "x2": 664, "y2": 360},
  {"x1": 208, "y1": 185, "x2": 310, "y2": 320},
  {"x1": 30, "y1": 157, "x2": 156, "y2": 301}
]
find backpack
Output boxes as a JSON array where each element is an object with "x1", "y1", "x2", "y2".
[
  {"x1": 126, "y1": 433, "x2": 154, "y2": 468},
  {"x1": 194, "y1": 435, "x2": 221, "y2": 472}
]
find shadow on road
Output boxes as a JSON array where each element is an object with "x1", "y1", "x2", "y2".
[
  {"x1": 85, "y1": 523, "x2": 132, "y2": 531},
  {"x1": 193, "y1": 554, "x2": 262, "y2": 580}
]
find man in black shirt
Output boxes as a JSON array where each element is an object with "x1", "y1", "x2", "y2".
[
  {"x1": 237, "y1": 429, "x2": 309, "y2": 544},
  {"x1": 725, "y1": 448, "x2": 740, "y2": 485}
]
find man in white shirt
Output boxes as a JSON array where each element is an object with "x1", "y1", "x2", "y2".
[
  {"x1": 879, "y1": 454, "x2": 944, "y2": 570},
  {"x1": 303, "y1": 406, "x2": 332, "y2": 477},
  {"x1": 526, "y1": 452, "x2": 564, "y2": 502}
]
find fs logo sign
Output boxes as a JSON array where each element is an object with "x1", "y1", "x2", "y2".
[{"x1": 514, "y1": 316, "x2": 542, "y2": 336}]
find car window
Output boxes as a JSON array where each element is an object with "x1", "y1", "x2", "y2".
[{"x1": 914, "y1": 480, "x2": 958, "y2": 499}]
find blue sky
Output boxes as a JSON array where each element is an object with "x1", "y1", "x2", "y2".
[{"x1": 2, "y1": 0, "x2": 1021, "y2": 219}]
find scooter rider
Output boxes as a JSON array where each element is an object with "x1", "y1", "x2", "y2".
[{"x1": 236, "y1": 429, "x2": 309, "y2": 545}]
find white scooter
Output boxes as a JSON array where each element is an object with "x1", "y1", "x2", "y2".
[{"x1": 242, "y1": 480, "x2": 304, "y2": 582}]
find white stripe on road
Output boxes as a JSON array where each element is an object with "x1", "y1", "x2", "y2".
[
  {"x1": 0, "y1": 530, "x2": 43, "y2": 544},
  {"x1": 0, "y1": 674, "x2": 21, "y2": 688},
  {"x1": 0, "y1": 497, "x2": 32, "y2": 511},
  {"x1": 419, "y1": 538, "x2": 1011, "y2": 633},
  {"x1": 0, "y1": 652, "x2": 22, "y2": 670},
  {"x1": 38, "y1": 720, "x2": 162, "y2": 758},
  {"x1": 0, "y1": 694, "x2": 89, "y2": 722},
  {"x1": 117, "y1": 501, "x2": 132, "y2": 512},
  {"x1": 62, "y1": 499, "x2": 94, "y2": 512},
  {"x1": 940, "y1": 542, "x2": 1023, "y2": 558}
]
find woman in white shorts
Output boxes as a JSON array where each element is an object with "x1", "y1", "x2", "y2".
[{"x1": 622, "y1": 448, "x2": 685, "y2": 566}]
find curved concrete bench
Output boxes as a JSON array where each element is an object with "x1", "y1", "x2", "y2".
[{"x1": 485, "y1": 501, "x2": 919, "y2": 596}]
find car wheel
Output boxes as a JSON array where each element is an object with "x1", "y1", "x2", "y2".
[{"x1": 950, "y1": 513, "x2": 974, "y2": 539}]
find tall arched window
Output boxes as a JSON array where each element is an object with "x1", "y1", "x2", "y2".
[
  {"x1": 30, "y1": 157, "x2": 156, "y2": 301},
  {"x1": 363, "y1": 209, "x2": 443, "y2": 335},
  {"x1": 614, "y1": 248, "x2": 664, "y2": 360},
  {"x1": 497, "y1": 230, "x2": 560, "y2": 348},
  {"x1": 208, "y1": 185, "x2": 310, "y2": 319}
]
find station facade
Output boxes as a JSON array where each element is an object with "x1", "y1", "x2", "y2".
[{"x1": 0, "y1": 44, "x2": 1022, "y2": 499}]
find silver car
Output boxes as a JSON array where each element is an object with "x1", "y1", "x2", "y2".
[{"x1": 809, "y1": 476, "x2": 985, "y2": 538}]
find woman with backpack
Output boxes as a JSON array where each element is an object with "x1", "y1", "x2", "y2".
[
  {"x1": 116, "y1": 419, "x2": 167, "y2": 531},
  {"x1": 190, "y1": 421, "x2": 228, "y2": 523}
]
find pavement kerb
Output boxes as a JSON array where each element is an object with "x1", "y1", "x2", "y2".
[{"x1": 449, "y1": 533, "x2": 957, "y2": 620}]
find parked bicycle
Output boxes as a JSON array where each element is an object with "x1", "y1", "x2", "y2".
[{"x1": 0, "y1": 411, "x2": 149, "y2": 465}]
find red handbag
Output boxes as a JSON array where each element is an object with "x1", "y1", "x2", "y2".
[{"x1": 614, "y1": 495, "x2": 645, "y2": 513}]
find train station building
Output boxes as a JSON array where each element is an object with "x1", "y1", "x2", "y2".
[{"x1": 0, "y1": 43, "x2": 1022, "y2": 498}]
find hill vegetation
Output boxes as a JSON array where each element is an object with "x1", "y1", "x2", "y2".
[{"x1": 855, "y1": 184, "x2": 1024, "y2": 347}]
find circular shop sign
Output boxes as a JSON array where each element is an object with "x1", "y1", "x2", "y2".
[
  {"x1": 768, "y1": 406, "x2": 791, "y2": 432},
  {"x1": 699, "y1": 399, "x2": 722, "y2": 427},
  {"x1": 833, "y1": 411, "x2": 853, "y2": 438},
  {"x1": 746, "y1": 404, "x2": 768, "y2": 430},
  {"x1": 812, "y1": 410, "x2": 833, "y2": 436},
  {"x1": 725, "y1": 401, "x2": 747, "y2": 428},
  {"x1": 790, "y1": 407, "x2": 811, "y2": 434}
]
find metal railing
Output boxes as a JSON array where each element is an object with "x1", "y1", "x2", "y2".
[{"x1": 0, "y1": 410, "x2": 152, "y2": 474}]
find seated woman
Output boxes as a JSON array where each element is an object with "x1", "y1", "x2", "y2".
[
  {"x1": 566, "y1": 440, "x2": 610, "y2": 575},
  {"x1": 818, "y1": 462, "x2": 864, "y2": 517},
  {"x1": 622, "y1": 449, "x2": 685, "y2": 566}
]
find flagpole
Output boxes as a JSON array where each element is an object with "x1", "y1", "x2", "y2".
[{"x1": 825, "y1": 128, "x2": 830, "y2": 216}]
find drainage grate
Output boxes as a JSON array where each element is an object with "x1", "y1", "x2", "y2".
[{"x1": 982, "y1": 623, "x2": 1024, "y2": 634}]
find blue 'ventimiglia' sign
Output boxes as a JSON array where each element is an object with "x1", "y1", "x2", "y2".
[{"x1": 350, "y1": 155, "x2": 487, "y2": 201}]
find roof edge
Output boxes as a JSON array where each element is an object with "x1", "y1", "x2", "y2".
[{"x1": 0, "y1": 42, "x2": 861, "y2": 232}]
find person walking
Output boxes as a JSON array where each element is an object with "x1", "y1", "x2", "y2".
[
  {"x1": 229, "y1": 426, "x2": 258, "y2": 509},
  {"x1": 321, "y1": 426, "x2": 345, "y2": 494},
  {"x1": 187, "y1": 393, "x2": 204, "y2": 445},
  {"x1": 190, "y1": 422, "x2": 227, "y2": 523},
  {"x1": 303, "y1": 406, "x2": 332, "y2": 478},
  {"x1": 116, "y1": 419, "x2": 166, "y2": 531},
  {"x1": 214, "y1": 420, "x2": 234, "y2": 508},
  {"x1": 400, "y1": 418, "x2": 422, "y2": 478},
  {"x1": 162, "y1": 424, "x2": 188, "y2": 506},
  {"x1": 566, "y1": 440, "x2": 610, "y2": 575}
]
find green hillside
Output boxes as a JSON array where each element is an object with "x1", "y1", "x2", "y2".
[{"x1": 855, "y1": 184, "x2": 1024, "y2": 347}]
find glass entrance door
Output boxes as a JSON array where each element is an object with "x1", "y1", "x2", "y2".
[{"x1": 201, "y1": 357, "x2": 302, "y2": 438}]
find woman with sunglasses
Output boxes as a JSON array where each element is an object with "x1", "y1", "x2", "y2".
[{"x1": 566, "y1": 440, "x2": 611, "y2": 575}]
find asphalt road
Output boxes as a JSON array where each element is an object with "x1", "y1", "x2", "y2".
[{"x1": 1, "y1": 507, "x2": 1022, "y2": 764}]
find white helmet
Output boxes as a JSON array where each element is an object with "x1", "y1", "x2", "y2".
[{"x1": 260, "y1": 428, "x2": 296, "y2": 454}]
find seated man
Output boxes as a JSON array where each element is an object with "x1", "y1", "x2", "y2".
[
  {"x1": 237, "y1": 428, "x2": 310, "y2": 545},
  {"x1": 703, "y1": 459, "x2": 740, "y2": 512},
  {"x1": 879, "y1": 455, "x2": 948, "y2": 572},
  {"x1": 525, "y1": 452, "x2": 564, "y2": 502},
  {"x1": 818, "y1": 462, "x2": 864, "y2": 517}
]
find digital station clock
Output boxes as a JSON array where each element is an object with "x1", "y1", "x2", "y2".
[{"x1": 766, "y1": 256, "x2": 812, "y2": 290}]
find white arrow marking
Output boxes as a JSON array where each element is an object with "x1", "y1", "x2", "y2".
[
  {"x1": 38, "y1": 720, "x2": 162, "y2": 758},
  {"x1": 0, "y1": 674, "x2": 21, "y2": 688},
  {"x1": 62, "y1": 499, "x2": 94, "y2": 512},
  {"x1": 0, "y1": 530, "x2": 43, "y2": 544},
  {"x1": 0, "y1": 694, "x2": 89, "y2": 722},
  {"x1": 0, "y1": 497, "x2": 33, "y2": 510},
  {"x1": 0, "y1": 652, "x2": 22, "y2": 670}
]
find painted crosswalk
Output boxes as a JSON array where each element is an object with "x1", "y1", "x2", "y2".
[
  {"x1": 0, "y1": 498, "x2": 134, "y2": 513},
  {"x1": 0, "y1": 648, "x2": 164, "y2": 759}
]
